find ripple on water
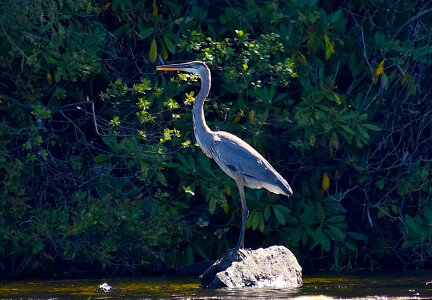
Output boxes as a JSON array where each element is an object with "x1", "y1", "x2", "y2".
[{"x1": 0, "y1": 271, "x2": 431, "y2": 299}]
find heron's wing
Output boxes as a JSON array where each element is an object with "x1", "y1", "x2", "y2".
[{"x1": 211, "y1": 131, "x2": 292, "y2": 196}]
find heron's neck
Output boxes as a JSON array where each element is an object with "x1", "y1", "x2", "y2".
[{"x1": 193, "y1": 68, "x2": 213, "y2": 143}]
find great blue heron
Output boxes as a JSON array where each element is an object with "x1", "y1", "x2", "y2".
[{"x1": 156, "y1": 61, "x2": 293, "y2": 249}]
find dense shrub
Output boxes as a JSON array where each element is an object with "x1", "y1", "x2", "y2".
[{"x1": 0, "y1": 0, "x2": 431, "y2": 276}]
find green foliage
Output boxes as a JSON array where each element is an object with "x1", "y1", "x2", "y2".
[{"x1": 1, "y1": 0, "x2": 432, "y2": 277}]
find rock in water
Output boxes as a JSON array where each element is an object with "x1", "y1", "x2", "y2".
[
  {"x1": 95, "y1": 282, "x2": 112, "y2": 293},
  {"x1": 200, "y1": 245, "x2": 302, "y2": 289}
]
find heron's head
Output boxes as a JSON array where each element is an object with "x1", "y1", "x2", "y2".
[{"x1": 156, "y1": 61, "x2": 208, "y2": 77}]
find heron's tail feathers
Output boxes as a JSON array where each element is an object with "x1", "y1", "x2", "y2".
[{"x1": 279, "y1": 177, "x2": 293, "y2": 198}]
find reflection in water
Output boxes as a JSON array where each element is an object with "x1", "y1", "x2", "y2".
[{"x1": 0, "y1": 271, "x2": 431, "y2": 299}]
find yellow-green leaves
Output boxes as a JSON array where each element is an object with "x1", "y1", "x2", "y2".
[
  {"x1": 184, "y1": 91, "x2": 195, "y2": 105},
  {"x1": 160, "y1": 128, "x2": 180, "y2": 143},
  {"x1": 249, "y1": 110, "x2": 256, "y2": 125},
  {"x1": 136, "y1": 110, "x2": 155, "y2": 123},
  {"x1": 374, "y1": 59, "x2": 385, "y2": 84},
  {"x1": 333, "y1": 93, "x2": 342, "y2": 105},
  {"x1": 31, "y1": 104, "x2": 52, "y2": 119},
  {"x1": 149, "y1": 38, "x2": 157, "y2": 63},
  {"x1": 160, "y1": 40, "x2": 168, "y2": 60},
  {"x1": 109, "y1": 116, "x2": 121, "y2": 127},
  {"x1": 147, "y1": 35, "x2": 177, "y2": 63},
  {"x1": 232, "y1": 110, "x2": 244, "y2": 124},
  {"x1": 322, "y1": 171, "x2": 330, "y2": 192},
  {"x1": 295, "y1": 51, "x2": 308, "y2": 65},
  {"x1": 329, "y1": 131, "x2": 339, "y2": 157},
  {"x1": 324, "y1": 34, "x2": 335, "y2": 60},
  {"x1": 152, "y1": 0, "x2": 158, "y2": 17},
  {"x1": 373, "y1": 59, "x2": 389, "y2": 88},
  {"x1": 235, "y1": 29, "x2": 244, "y2": 37},
  {"x1": 139, "y1": 0, "x2": 176, "y2": 63},
  {"x1": 163, "y1": 98, "x2": 179, "y2": 110},
  {"x1": 248, "y1": 210, "x2": 265, "y2": 232}
]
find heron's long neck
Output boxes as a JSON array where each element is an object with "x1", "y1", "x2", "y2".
[{"x1": 193, "y1": 68, "x2": 213, "y2": 152}]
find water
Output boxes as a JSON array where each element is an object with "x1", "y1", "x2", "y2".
[{"x1": 0, "y1": 271, "x2": 431, "y2": 299}]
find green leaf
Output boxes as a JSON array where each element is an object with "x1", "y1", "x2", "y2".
[
  {"x1": 331, "y1": 131, "x2": 339, "y2": 150},
  {"x1": 289, "y1": 228, "x2": 303, "y2": 244},
  {"x1": 345, "y1": 241, "x2": 357, "y2": 251},
  {"x1": 187, "y1": 155, "x2": 196, "y2": 172},
  {"x1": 299, "y1": 205, "x2": 318, "y2": 226},
  {"x1": 199, "y1": 154, "x2": 215, "y2": 176},
  {"x1": 374, "y1": 31, "x2": 386, "y2": 49},
  {"x1": 347, "y1": 231, "x2": 367, "y2": 241},
  {"x1": 119, "y1": 0, "x2": 126, "y2": 10},
  {"x1": 358, "y1": 126, "x2": 370, "y2": 140},
  {"x1": 376, "y1": 179, "x2": 385, "y2": 190},
  {"x1": 273, "y1": 206, "x2": 285, "y2": 225},
  {"x1": 327, "y1": 215, "x2": 345, "y2": 223},
  {"x1": 424, "y1": 208, "x2": 432, "y2": 223},
  {"x1": 31, "y1": 241, "x2": 44, "y2": 254},
  {"x1": 264, "y1": 206, "x2": 271, "y2": 221},
  {"x1": 208, "y1": 198, "x2": 216, "y2": 214},
  {"x1": 160, "y1": 40, "x2": 168, "y2": 60},
  {"x1": 333, "y1": 93, "x2": 342, "y2": 105},
  {"x1": 324, "y1": 34, "x2": 335, "y2": 60},
  {"x1": 362, "y1": 123, "x2": 381, "y2": 131},
  {"x1": 156, "y1": 172, "x2": 167, "y2": 186},
  {"x1": 172, "y1": 201, "x2": 189, "y2": 208},
  {"x1": 139, "y1": 27, "x2": 154, "y2": 39},
  {"x1": 259, "y1": 214, "x2": 265, "y2": 232},
  {"x1": 273, "y1": 204, "x2": 291, "y2": 215},
  {"x1": 176, "y1": 153, "x2": 191, "y2": 171},
  {"x1": 326, "y1": 224, "x2": 345, "y2": 241},
  {"x1": 328, "y1": 9, "x2": 343, "y2": 24},
  {"x1": 313, "y1": 226, "x2": 331, "y2": 251},
  {"x1": 251, "y1": 211, "x2": 261, "y2": 230},
  {"x1": 348, "y1": 54, "x2": 361, "y2": 77},
  {"x1": 70, "y1": 155, "x2": 82, "y2": 170},
  {"x1": 163, "y1": 35, "x2": 176, "y2": 53},
  {"x1": 341, "y1": 125, "x2": 356, "y2": 135},
  {"x1": 95, "y1": 154, "x2": 110, "y2": 163},
  {"x1": 43, "y1": 53, "x2": 60, "y2": 65},
  {"x1": 246, "y1": 210, "x2": 255, "y2": 229},
  {"x1": 381, "y1": 72, "x2": 389, "y2": 88},
  {"x1": 405, "y1": 215, "x2": 421, "y2": 235},
  {"x1": 149, "y1": 38, "x2": 157, "y2": 63},
  {"x1": 111, "y1": 0, "x2": 119, "y2": 10}
]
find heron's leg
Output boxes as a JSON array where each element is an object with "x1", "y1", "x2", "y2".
[{"x1": 236, "y1": 182, "x2": 249, "y2": 249}]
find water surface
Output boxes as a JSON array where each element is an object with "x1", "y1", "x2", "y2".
[{"x1": 0, "y1": 271, "x2": 431, "y2": 299}]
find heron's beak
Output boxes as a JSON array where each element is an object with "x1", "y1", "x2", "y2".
[{"x1": 156, "y1": 63, "x2": 189, "y2": 72}]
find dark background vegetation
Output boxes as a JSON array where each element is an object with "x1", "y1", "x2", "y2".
[{"x1": 0, "y1": 0, "x2": 431, "y2": 278}]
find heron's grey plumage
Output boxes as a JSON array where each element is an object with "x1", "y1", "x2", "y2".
[{"x1": 157, "y1": 61, "x2": 293, "y2": 249}]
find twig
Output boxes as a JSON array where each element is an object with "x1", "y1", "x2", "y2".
[
  {"x1": 0, "y1": 93, "x2": 31, "y2": 111},
  {"x1": 390, "y1": 1, "x2": 432, "y2": 43}
]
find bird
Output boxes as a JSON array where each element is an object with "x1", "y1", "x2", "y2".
[{"x1": 156, "y1": 61, "x2": 293, "y2": 249}]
